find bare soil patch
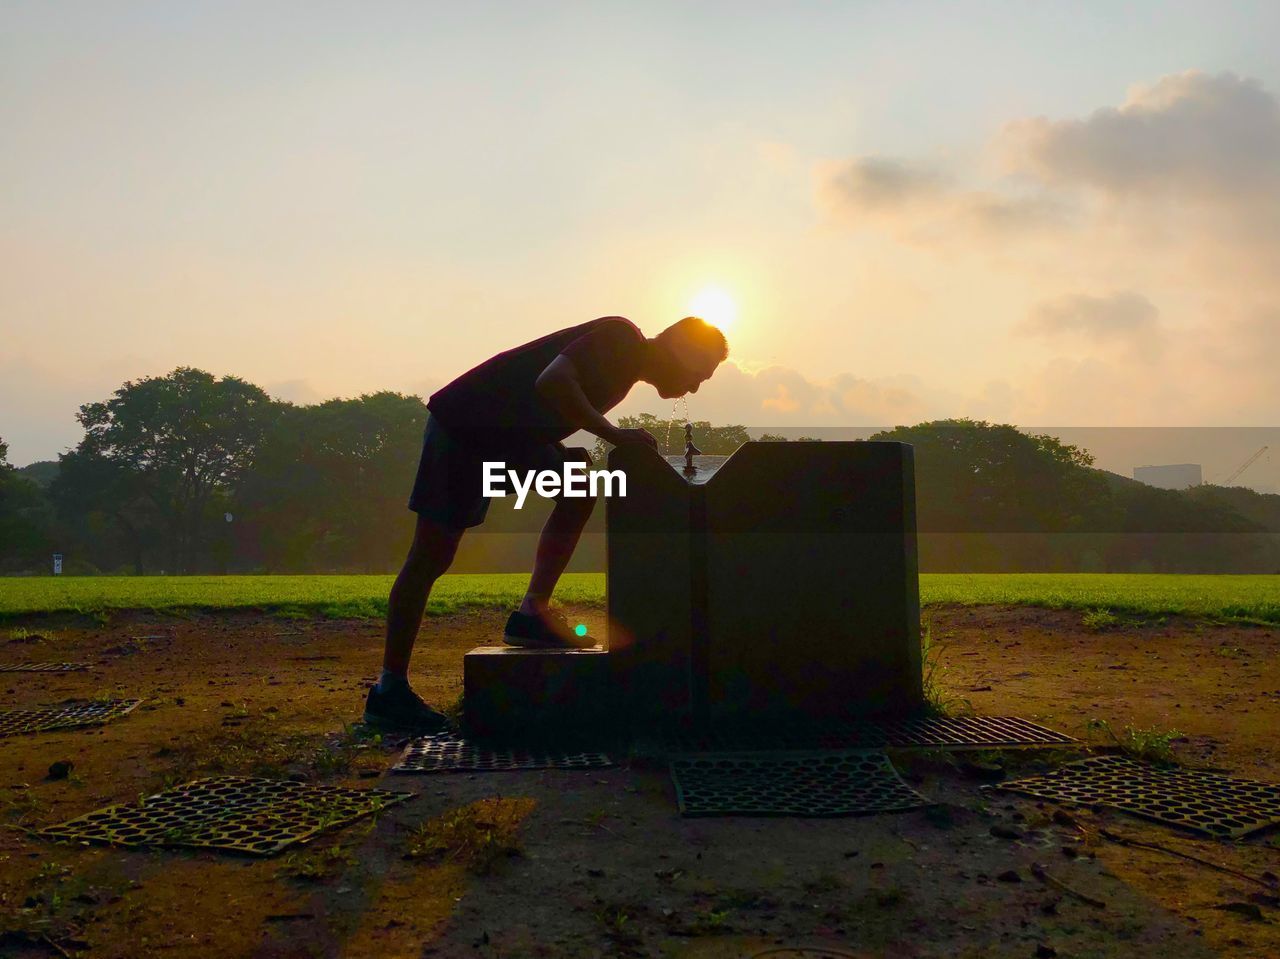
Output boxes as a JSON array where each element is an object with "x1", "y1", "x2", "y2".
[{"x1": 0, "y1": 606, "x2": 1277, "y2": 958}]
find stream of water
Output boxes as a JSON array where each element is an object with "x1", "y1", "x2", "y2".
[{"x1": 664, "y1": 396, "x2": 690, "y2": 456}]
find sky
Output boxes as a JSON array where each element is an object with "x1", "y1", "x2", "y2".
[{"x1": 3, "y1": 1, "x2": 1279, "y2": 488}]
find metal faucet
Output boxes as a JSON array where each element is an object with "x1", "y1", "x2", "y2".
[{"x1": 682, "y1": 422, "x2": 701, "y2": 474}]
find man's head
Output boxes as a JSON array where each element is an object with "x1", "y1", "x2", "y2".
[{"x1": 648, "y1": 316, "x2": 729, "y2": 399}]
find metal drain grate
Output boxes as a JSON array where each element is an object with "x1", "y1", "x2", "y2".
[
  {"x1": 994, "y1": 755, "x2": 1280, "y2": 839},
  {"x1": 0, "y1": 662, "x2": 90, "y2": 673},
  {"x1": 392, "y1": 734, "x2": 614, "y2": 773},
  {"x1": 864, "y1": 715, "x2": 1077, "y2": 749},
  {"x1": 670, "y1": 750, "x2": 928, "y2": 817},
  {"x1": 661, "y1": 715, "x2": 1076, "y2": 754},
  {"x1": 40, "y1": 777, "x2": 411, "y2": 855},
  {"x1": 0, "y1": 699, "x2": 140, "y2": 738}
]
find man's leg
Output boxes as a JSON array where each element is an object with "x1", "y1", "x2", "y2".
[
  {"x1": 518, "y1": 448, "x2": 596, "y2": 617},
  {"x1": 382, "y1": 514, "x2": 464, "y2": 678},
  {"x1": 366, "y1": 515, "x2": 464, "y2": 730}
]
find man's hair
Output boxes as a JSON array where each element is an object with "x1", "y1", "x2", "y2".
[{"x1": 656, "y1": 316, "x2": 729, "y2": 362}]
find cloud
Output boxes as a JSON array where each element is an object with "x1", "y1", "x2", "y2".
[
  {"x1": 1021, "y1": 291, "x2": 1162, "y2": 346},
  {"x1": 761, "y1": 381, "x2": 801, "y2": 414},
  {"x1": 816, "y1": 155, "x2": 1065, "y2": 239},
  {"x1": 1001, "y1": 71, "x2": 1280, "y2": 199},
  {"x1": 817, "y1": 157, "x2": 945, "y2": 213},
  {"x1": 615, "y1": 360, "x2": 938, "y2": 427},
  {"x1": 997, "y1": 69, "x2": 1280, "y2": 276},
  {"x1": 809, "y1": 70, "x2": 1280, "y2": 424},
  {"x1": 959, "y1": 191, "x2": 1068, "y2": 235},
  {"x1": 998, "y1": 72, "x2": 1280, "y2": 404},
  {"x1": 821, "y1": 71, "x2": 1280, "y2": 253}
]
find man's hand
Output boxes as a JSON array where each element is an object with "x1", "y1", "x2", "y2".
[{"x1": 611, "y1": 427, "x2": 657, "y2": 449}]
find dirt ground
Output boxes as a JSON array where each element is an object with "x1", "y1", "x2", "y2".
[{"x1": 1, "y1": 605, "x2": 1278, "y2": 959}]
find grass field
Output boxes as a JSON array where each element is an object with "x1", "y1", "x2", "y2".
[{"x1": 1, "y1": 572, "x2": 1278, "y2": 623}]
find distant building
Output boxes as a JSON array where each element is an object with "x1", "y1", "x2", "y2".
[{"x1": 1134, "y1": 463, "x2": 1202, "y2": 490}]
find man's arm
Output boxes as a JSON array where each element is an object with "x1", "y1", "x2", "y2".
[{"x1": 535, "y1": 356, "x2": 655, "y2": 448}]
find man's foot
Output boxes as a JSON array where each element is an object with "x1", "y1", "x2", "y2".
[
  {"x1": 363, "y1": 684, "x2": 452, "y2": 733},
  {"x1": 504, "y1": 609, "x2": 596, "y2": 649}
]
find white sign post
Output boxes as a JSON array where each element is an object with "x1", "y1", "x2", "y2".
[{"x1": 53, "y1": 553, "x2": 63, "y2": 576}]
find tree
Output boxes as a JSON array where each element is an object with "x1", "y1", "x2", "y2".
[
  {"x1": 0, "y1": 436, "x2": 55, "y2": 572},
  {"x1": 16, "y1": 461, "x2": 60, "y2": 488},
  {"x1": 591, "y1": 414, "x2": 752, "y2": 462},
  {"x1": 869, "y1": 419, "x2": 1101, "y2": 533},
  {"x1": 236, "y1": 392, "x2": 426, "y2": 571},
  {"x1": 62, "y1": 368, "x2": 279, "y2": 573},
  {"x1": 864, "y1": 419, "x2": 1108, "y2": 571},
  {"x1": 1186, "y1": 484, "x2": 1280, "y2": 532},
  {"x1": 52, "y1": 447, "x2": 164, "y2": 574},
  {"x1": 864, "y1": 419, "x2": 1279, "y2": 572}
]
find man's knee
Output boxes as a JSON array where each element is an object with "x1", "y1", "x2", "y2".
[{"x1": 405, "y1": 515, "x2": 464, "y2": 574}]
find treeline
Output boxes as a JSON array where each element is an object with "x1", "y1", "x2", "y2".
[
  {"x1": 1, "y1": 370, "x2": 1277, "y2": 574},
  {"x1": 2, "y1": 369, "x2": 424, "y2": 574},
  {"x1": 866, "y1": 421, "x2": 1280, "y2": 573}
]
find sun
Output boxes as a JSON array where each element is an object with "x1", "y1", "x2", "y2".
[{"x1": 686, "y1": 285, "x2": 737, "y2": 331}]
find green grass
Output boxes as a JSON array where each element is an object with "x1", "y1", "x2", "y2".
[
  {"x1": 922, "y1": 573, "x2": 1280, "y2": 625},
  {"x1": 1087, "y1": 718, "x2": 1183, "y2": 765},
  {"x1": 919, "y1": 615, "x2": 971, "y2": 717},
  {"x1": 0, "y1": 572, "x2": 1278, "y2": 624},
  {"x1": 405, "y1": 798, "x2": 534, "y2": 874},
  {"x1": 277, "y1": 844, "x2": 358, "y2": 883},
  {"x1": 0, "y1": 573, "x2": 604, "y2": 621}
]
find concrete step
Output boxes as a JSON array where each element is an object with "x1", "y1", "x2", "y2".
[{"x1": 463, "y1": 646, "x2": 613, "y2": 737}]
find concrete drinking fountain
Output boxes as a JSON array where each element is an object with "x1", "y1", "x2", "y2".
[{"x1": 464, "y1": 430, "x2": 922, "y2": 737}]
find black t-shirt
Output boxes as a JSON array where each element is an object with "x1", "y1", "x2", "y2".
[{"x1": 427, "y1": 317, "x2": 647, "y2": 452}]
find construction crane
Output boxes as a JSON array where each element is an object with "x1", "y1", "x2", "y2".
[{"x1": 1222, "y1": 446, "x2": 1269, "y2": 486}]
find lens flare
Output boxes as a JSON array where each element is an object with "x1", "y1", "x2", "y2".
[{"x1": 574, "y1": 623, "x2": 588, "y2": 637}]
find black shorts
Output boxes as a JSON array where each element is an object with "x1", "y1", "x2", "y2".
[{"x1": 407, "y1": 415, "x2": 580, "y2": 529}]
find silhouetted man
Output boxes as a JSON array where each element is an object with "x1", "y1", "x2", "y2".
[{"x1": 364, "y1": 315, "x2": 729, "y2": 730}]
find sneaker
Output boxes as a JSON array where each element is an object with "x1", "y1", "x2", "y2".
[
  {"x1": 503, "y1": 609, "x2": 596, "y2": 649},
  {"x1": 362, "y1": 684, "x2": 453, "y2": 733}
]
